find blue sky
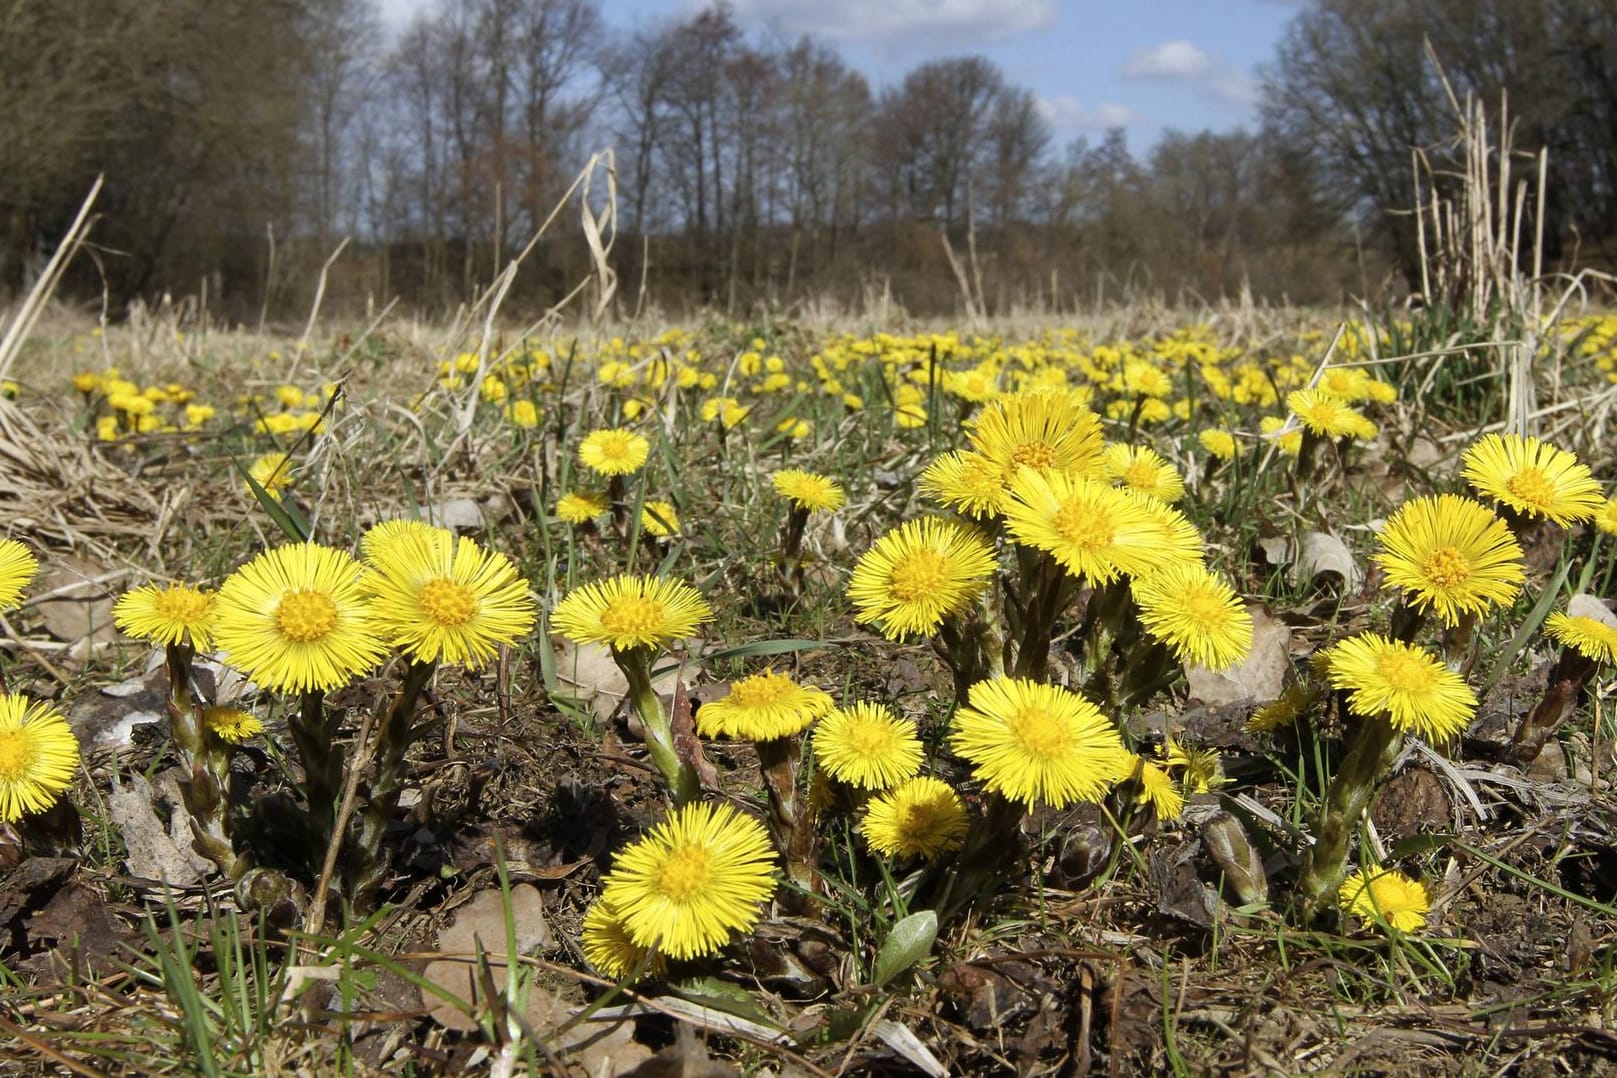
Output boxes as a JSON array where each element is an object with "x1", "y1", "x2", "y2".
[{"x1": 378, "y1": 0, "x2": 1307, "y2": 150}]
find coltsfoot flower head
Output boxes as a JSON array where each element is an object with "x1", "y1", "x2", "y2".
[
  {"x1": 1246, "y1": 684, "x2": 1314, "y2": 734},
  {"x1": 1286, "y1": 390, "x2": 1373, "y2": 439},
  {"x1": 1002, "y1": 470, "x2": 1178, "y2": 584},
  {"x1": 213, "y1": 543, "x2": 388, "y2": 694},
  {"x1": 1325, "y1": 633, "x2": 1476, "y2": 741},
  {"x1": 847, "y1": 518, "x2": 997, "y2": 640},
  {"x1": 1162, "y1": 736, "x2": 1229, "y2": 795},
  {"x1": 814, "y1": 702, "x2": 923, "y2": 790},
  {"x1": 360, "y1": 519, "x2": 452, "y2": 566},
  {"x1": 951, "y1": 677, "x2": 1132, "y2": 808},
  {"x1": 695, "y1": 669, "x2": 833, "y2": 741},
  {"x1": 1462, "y1": 432, "x2": 1604, "y2": 526},
  {"x1": 771, "y1": 470, "x2": 845, "y2": 513},
  {"x1": 113, "y1": 583, "x2": 216, "y2": 650},
  {"x1": 1131, "y1": 563, "x2": 1252, "y2": 671},
  {"x1": 1131, "y1": 756, "x2": 1184, "y2": 820},
  {"x1": 1373, "y1": 494, "x2": 1524, "y2": 626},
  {"x1": 1340, "y1": 868, "x2": 1430, "y2": 933},
  {"x1": 582, "y1": 896, "x2": 666, "y2": 981},
  {"x1": 201, "y1": 706, "x2": 263, "y2": 744},
  {"x1": 0, "y1": 538, "x2": 38, "y2": 611},
  {"x1": 578, "y1": 427, "x2": 650, "y2": 476},
  {"x1": 967, "y1": 389, "x2": 1105, "y2": 480},
  {"x1": 552, "y1": 574, "x2": 711, "y2": 653},
  {"x1": 919, "y1": 450, "x2": 1009, "y2": 519},
  {"x1": 0, "y1": 697, "x2": 79, "y2": 823},
  {"x1": 1104, "y1": 443, "x2": 1185, "y2": 503},
  {"x1": 641, "y1": 500, "x2": 680, "y2": 537},
  {"x1": 1595, "y1": 497, "x2": 1617, "y2": 538},
  {"x1": 1545, "y1": 610, "x2": 1617, "y2": 665},
  {"x1": 1198, "y1": 428, "x2": 1239, "y2": 460},
  {"x1": 555, "y1": 491, "x2": 608, "y2": 525},
  {"x1": 859, "y1": 776, "x2": 969, "y2": 860},
  {"x1": 366, "y1": 529, "x2": 536, "y2": 668},
  {"x1": 601, "y1": 801, "x2": 777, "y2": 960},
  {"x1": 247, "y1": 452, "x2": 294, "y2": 496}
]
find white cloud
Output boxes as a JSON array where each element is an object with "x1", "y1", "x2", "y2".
[
  {"x1": 1121, "y1": 39, "x2": 1260, "y2": 115},
  {"x1": 730, "y1": 0, "x2": 1056, "y2": 47},
  {"x1": 1037, "y1": 95, "x2": 1144, "y2": 137},
  {"x1": 1123, "y1": 40, "x2": 1212, "y2": 81}
]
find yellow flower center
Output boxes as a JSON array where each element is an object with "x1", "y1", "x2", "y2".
[
  {"x1": 1375, "y1": 650, "x2": 1440, "y2": 693},
  {"x1": 154, "y1": 588, "x2": 210, "y2": 623},
  {"x1": 1122, "y1": 460, "x2": 1158, "y2": 489},
  {"x1": 1420, "y1": 546, "x2": 1471, "y2": 587},
  {"x1": 0, "y1": 728, "x2": 29, "y2": 781},
  {"x1": 420, "y1": 577, "x2": 477, "y2": 625},
  {"x1": 655, "y1": 842, "x2": 712, "y2": 901},
  {"x1": 1053, "y1": 500, "x2": 1114, "y2": 550},
  {"x1": 1011, "y1": 441, "x2": 1058, "y2": 470},
  {"x1": 1307, "y1": 402, "x2": 1339, "y2": 425},
  {"x1": 274, "y1": 589, "x2": 338, "y2": 642},
  {"x1": 1007, "y1": 706, "x2": 1071, "y2": 759},
  {"x1": 888, "y1": 548, "x2": 950, "y2": 601},
  {"x1": 596, "y1": 432, "x2": 633, "y2": 460},
  {"x1": 729, "y1": 673, "x2": 794, "y2": 708},
  {"x1": 1505, "y1": 467, "x2": 1556, "y2": 509},
  {"x1": 847, "y1": 722, "x2": 898, "y2": 756},
  {"x1": 1182, "y1": 588, "x2": 1228, "y2": 628},
  {"x1": 600, "y1": 596, "x2": 664, "y2": 638}
]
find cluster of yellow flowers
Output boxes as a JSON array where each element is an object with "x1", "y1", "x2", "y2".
[
  {"x1": 70, "y1": 367, "x2": 340, "y2": 445},
  {"x1": 1565, "y1": 313, "x2": 1617, "y2": 385},
  {"x1": 113, "y1": 522, "x2": 536, "y2": 691}
]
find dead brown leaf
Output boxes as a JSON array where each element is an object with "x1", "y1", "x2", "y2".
[
  {"x1": 1185, "y1": 604, "x2": 1291, "y2": 706},
  {"x1": 31, "y1": 553, "x2": 119, "y2": 660},
  {"x1": 422, "y1": 884, "x2": 554, "y2": 1033},
  {"x1": 108, "y1": 772, "x2": 209, "y2": 885}
]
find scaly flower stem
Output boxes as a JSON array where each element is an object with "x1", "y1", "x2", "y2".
[
  {"x1": 163, "y1": 642, "x2": 242, "y2": 879},
  {"x1": 934, "y1": 793, "x2": 1025, "y2": 924},
  {"x1": 615, "y1": 646, "x2": 700, "y2": 805},
  {"x1": 1442, "y1": 610, "x2": 1479, "y2": 674},
  {"x1": 756, "y1": 735, "x2": 817, "y2": 904},
  {"x1": 1011, "y1": 552, "x2": 1077, "y2": 682},
  {"x1": 1297, "y1": 717, "x2": 1402, "y2": 917},
  {"x1": 289, "y1": 688, "x2": 341, "y2": 866},
  {"x1": 779, "y1": 505, "x2": 809, "y2": 597},
  {"x1": 607, "y1": 474, "x2": 627, "y2": 533},
  {"x1": 937, "y1": 613, "x2": 1000, "y2": 704},
  {"x1": 350, "y1": 658, "x2": 438, "y2": 911},
  {"x1": 1510, "y1": 647, "x2": 1597, "y2": 766}
]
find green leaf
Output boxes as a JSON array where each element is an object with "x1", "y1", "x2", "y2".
[
  {"x1": 700, "y1": 638, "x2": 829, "y2": 663},
  {"x1": 1483, "y1": 556, "x2": 1570, "y2": 696},
  {"x1": 872, "y1": 910, "x2": 937, "y2": 987},
  {"x1": 670, "y1": 977, "x2": 781, "y2": 1028},
  {"x1": 813, "y1": 1000, "x2": 882, "y2": 1045},
  {"x1": 235, "y1": 457, "x2": 310, "y2": 542}
]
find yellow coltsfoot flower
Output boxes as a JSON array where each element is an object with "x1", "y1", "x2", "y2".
[
  {"x1": 950, "y1": 676, "x2": 1132, "y2": 809},
  {"x1": 859, "y1": 776, "x2": 969, "y2": 860},
  {"x1": 551, "y1": 574, "x2": 711, "y2": 653},
  {"x1": 600, "y1": 802, "x2": 776, "y2": 961},
  {"x1": 0, "y1": 697, "x2": 79, "y2": 823},
  {"x1": 365, "y1": 529, "x2": 535, "y2": 668},
  {"x1": 813, "y1": 702, "x2": 923, "y2": 790},
  {"x1": 213, "y1": 543, "x2": 388, "y2": 694}
]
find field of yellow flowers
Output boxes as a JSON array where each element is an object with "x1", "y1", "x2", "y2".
[{"x1": 1, "y1": 307, "x2": 1616, "y2": 1075}]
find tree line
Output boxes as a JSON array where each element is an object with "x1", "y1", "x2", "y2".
[{"x1": 2, "y1": 0, "x2": 1614, "y2": 320}]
